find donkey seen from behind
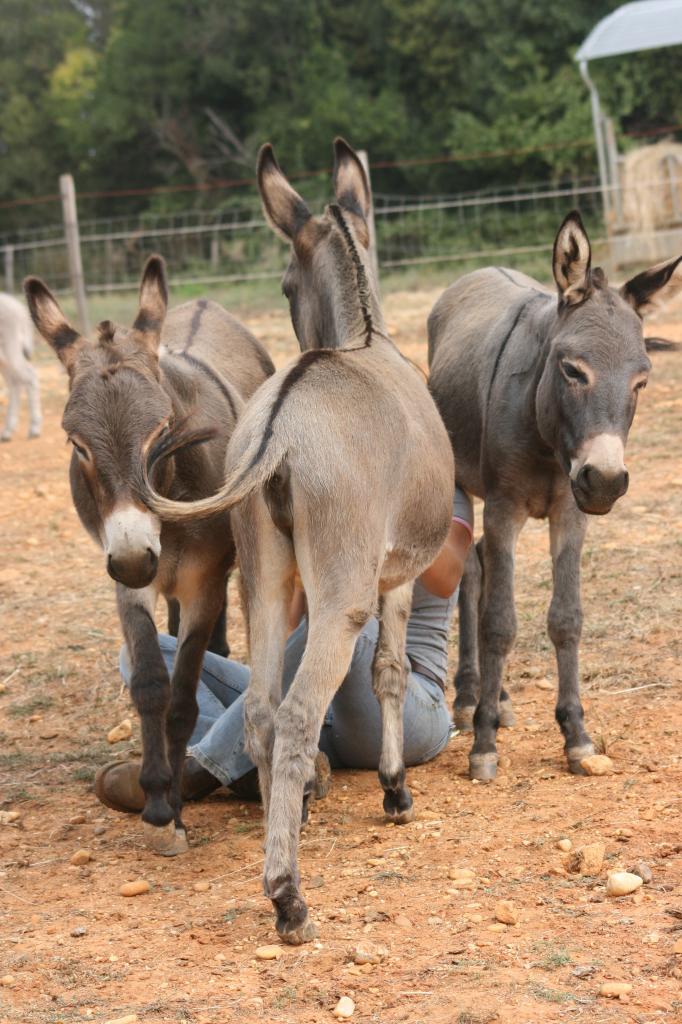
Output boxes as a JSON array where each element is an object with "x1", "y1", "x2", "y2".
[
  {"x1": 138, "y1": 139, "x2": 454, "y2": 943},
  {"x1": 24, "y1": 257, "x2": 274, "y2": 855},
  {"x1": 428, "y1": 211, "x2": 682, "y2": 781}
]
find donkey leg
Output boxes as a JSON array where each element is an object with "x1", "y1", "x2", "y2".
[
  {"x1": 548, "y1": 501, "x2": 594, "y2": 774},
  {"x1": 1, "y1": 376, "x2": 20, "y2": 441},
  {"x1": 234, "y1": 499, "x2": 295, "y2": 823},
  {"x1": 453, "y1": 541, "x2": 482, "y2": 731},
  {"x1": 373, "y1": 582, "x2": 414, "y2": 823},
  {"x1": 117, "y1": 586, "x2": 174, "y2": 840},
  {"x1": 162, "y1": 580, "x2": 226, "y2": 854},
  {"x1": 207, "y1": 590, "x2": 229, "y2": 658},
  {"x1": 470, "y1": 499, "x2": 526, "y2": 781},
  {"x1": 23, "y1": 363, "x2": 41, "y2": 438},
  {"x1": 265, "y1": 614, "x2": 362, "y2": 944},
  {"x1": 166, "y1": 598, "x2": 180, "y2": 638}
]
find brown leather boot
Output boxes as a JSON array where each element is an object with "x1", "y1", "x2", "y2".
[{"x1": 94, "y1": 757, "x2": 221, "y2": 814}]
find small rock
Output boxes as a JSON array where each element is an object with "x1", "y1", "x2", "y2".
[
  {"x1": 580, "y1": 754, "x2": 614, "y2": 776},
  {"x1": 614, "y1": 827, "x2": 633, "y2": 841},
  {"x1": 488, "y1": 923, "x2": 507, "y2": 932},
  {"x1": 567, "y1": 842, "x2": 605, "y2": 876},
  {"x1": 333, "y1": 996, "x2": 355, "y2": 1019},
  {"x1": 193, "y1": 880, "x2": 210, "y2": 893},
  {"x1": 448, "y1": 867, "x2": 476, "y2": 881},
  {"x1": 93, "y1": 825, "x2": 106, "y2": 836},
  {"x1": 599, "y1": 981, "x2": 632, "y2": 998},
  {"x1": 71, "y1": 926, "x2": 87, "y2": 937},
  {"x1": 69, "y1": 813, "x2": 87, "y2": 825},
  {"x1": 0, "y1": 975, "x2": 16, "y2": 987},
  {"x1": 572, "y1": 964, "x2": 597, "y2": 978},
  {"x1": 70, "y1": 849, "x2": 92, "y2": 866},
  {"x1": 630, "y1": 861, "x2": 653, "y2": 884},
  {"x1": 606, "y1": 871, "x2": 643, "y2": 897},
  {"x1": 107, "y1": 719, "x2": 132, "y2": 744},
  {"x1": 535, "y1": 677, "x2": 554, "y2": 690},
  {"x1": 0, "y1": 810, "x2": 20, "y2": 825},
  {"x1": 557, "y1": 838, "x2": 572, "y2": 852},
  {"x1": 353, "y1": 940, "x2": 388, "y2": 965},
  {"x1": 494, "y1": 901, "x2": 518, "y2": 925},
  {"x1": 104, "y1": 1017, "x2": 138, "y2": 1024},
  {"x1": 119, "y1": 879, "x2": 150, "y2": 897},
  {"x1": 673, "y1": 937, "x2": 682, "y2": 955},
  {"x1": 394, "y1": 914, "x2": 412, "y2": 928},
  {"x1": 256, "y1": 945, "x2": 282, "y2": 960}
]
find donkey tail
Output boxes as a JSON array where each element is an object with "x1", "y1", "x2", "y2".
[{"x1": 137, "y1": 414, "x2": 287, "y2": 524}]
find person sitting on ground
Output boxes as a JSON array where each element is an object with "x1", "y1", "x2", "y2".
[{"x1": 95, "y1": 487, "x2": 473, "y2": 811}]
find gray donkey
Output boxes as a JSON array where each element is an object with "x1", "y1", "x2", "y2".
[
  {"x1": 137, "y1": 139, "x2": 454, "y2": 943},
  {"x1": 0, "y1": 292, "x2": 41, "y2": 441},
  {"x1": 24, "y1": 257, "x2": 274, "y2": 855},
  {"x1": 428, "y1": 211, "x2": 682, "y2": 781}
]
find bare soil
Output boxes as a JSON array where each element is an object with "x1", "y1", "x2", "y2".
[{"x1": 1, "y1": 287, "x2": 681, "y2": 1024}]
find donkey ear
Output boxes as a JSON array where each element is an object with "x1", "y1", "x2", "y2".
[
  {"x1": 620, "y1": 255, "x2": 682, "y2": 316},
  {"x1": 132, "y1": 254, "x2": 168, "y2": 353},
  {"x1": 23, "y1": 276, "x2": 84, "y2": 374},
  {"x1": 332, "y1": 137, "x2": 371, "y2": 221},
  {"x1": 257, "y1": 143, "x2": 311, "y2": 242},
  {"x1": 553, "y1": 210, "x2": 592, "y2": 306}
]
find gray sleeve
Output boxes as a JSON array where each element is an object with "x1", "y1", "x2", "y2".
[{"x1": 452, "y1": 484, "x2": 474, "y2": 534}]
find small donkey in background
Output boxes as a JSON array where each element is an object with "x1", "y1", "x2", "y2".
[
  {"x1": 0, "y1": 291, "x2": 41, "y2": 441},
  {"x1": 24, "y1": 257, "x2": 274, "y2": 856},
  {"x1": 429, "y1": 211, "x2": 682, "y2": 781},
  {"x1": 138, "y1": 139, "x2": 454, "y2": 943}
]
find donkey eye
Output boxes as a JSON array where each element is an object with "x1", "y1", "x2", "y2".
[
  {"x1": 561, "y1": 361, "x2": 589, "y2": 385},
  {"x1": 70, "y1": 439, "x2": 89, "y2": 460}
]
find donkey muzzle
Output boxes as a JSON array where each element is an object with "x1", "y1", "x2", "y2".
[
  {"x1": 571, "y1": 464, "x2": 629, "y2": 515},
  {"x1": 107, "y1": 548, "x2": 159, "y2": 589},
  {"x1": 570, "y1": 433, "x2": 629, "y2": 516},
  {"x1": 103, "y1": 505, "x2": 161, "y2": 589}
]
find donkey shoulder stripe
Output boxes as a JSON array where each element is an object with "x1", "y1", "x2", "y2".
[
  {"x1": 484, "y1": 294, "x2": 544, "y2": 416},
  {"x1": 175, "y1": 350, "x2": 239, "y2": 420}
]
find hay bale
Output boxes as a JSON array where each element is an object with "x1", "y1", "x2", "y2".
[{"x1": 621, "y1": 141, "x2": 682, "y2": 234}]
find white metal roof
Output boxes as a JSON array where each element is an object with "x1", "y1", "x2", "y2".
[{"x1": 575, "y1": 0, "x2": 682, "y2": 62}]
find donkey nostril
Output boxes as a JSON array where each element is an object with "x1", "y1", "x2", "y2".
[
  {"x1": 577, "y1": 464, "x2": 593, "y2": 490},
  {"x1": 620, "y1": 469, "x2": 629, "y2": 495}
]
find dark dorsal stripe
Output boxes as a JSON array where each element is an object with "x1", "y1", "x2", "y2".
[
  {"x1": 174, "y1": 350, "x2": 238, "y2": 420},
  {"x1": 241, "y1": 349, "x2": 336, "y2": 478},
  {"x1": 185, "y1": 299, "x2": 208, "y2": 349},
  {"x1": 328, "y1": 204, "x2": 373, "y2": 347}
]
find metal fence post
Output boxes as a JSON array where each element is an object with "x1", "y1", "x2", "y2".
[
  {"x1": 358, "y1": 150, "x2": 379, "y2": 284},
  {"x1": 59, "y1": 173, "x2": 90, "y2": 335},
  {"x1": 3, "y1": 245, "x2": 14, "y2": 294}
]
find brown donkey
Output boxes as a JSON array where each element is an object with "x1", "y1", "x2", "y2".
[
  {"x1": 24, "y1": 257, "x2": 274, "y2": 855},
  {"x1": 428, "y1": 212, "x2": 681, "y2": 781},
  {"x1": 137, "y1": 139, "x2": 454, "y2": 942}
]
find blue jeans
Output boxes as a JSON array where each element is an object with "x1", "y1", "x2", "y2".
[{"x1": 119, "y1": 616, "x2": 453, "y2": 788}]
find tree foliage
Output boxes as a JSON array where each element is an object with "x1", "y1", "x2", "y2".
[{"x1": 1, "y1": 0, "x2": 680, "y2": 224}]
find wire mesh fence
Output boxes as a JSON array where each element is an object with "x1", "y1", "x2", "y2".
[{"x1": 2, "y1": 172, "x2": 681, "y2": 298}]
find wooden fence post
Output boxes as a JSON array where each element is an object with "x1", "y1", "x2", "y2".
[
  {"x1": 358, "y1": 150, "x2": 379, "y2": 285},
  {"x1": 60, "y1": 173, "x2": 90, "y2": 335},
  {"x1": 3, "y1": 245, "x2": 14, "y2": 294}
]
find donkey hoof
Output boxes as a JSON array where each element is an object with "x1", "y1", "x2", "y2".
[
  {"x1": 277, "y1": 915, "x2": 319, "y2": 945},
  {"x1": 313, "y1": 751, "x2": 332, "y2": 800},
  {"x1": 454, "y1": 705, "x2": 476, "y2": 732},
  {"x1": 383, "y1": 787, "x2": 414, "y2": 824},
  {"x1": 566, "y1": 744, "x2": 595, "y2": 775},
  {"x1": 498, "y1": 699, "x2": 516, "y2": 728},
  {"x1": 143, "y1": 820, "x2": 189, "y2": 857},
  {"x1": 469, "y1": 752, "x2": 498, "y2": 782}
]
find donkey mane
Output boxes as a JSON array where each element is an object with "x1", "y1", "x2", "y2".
[{"x1": 328, "y1": 203, "x2": 374, "y2": 348}]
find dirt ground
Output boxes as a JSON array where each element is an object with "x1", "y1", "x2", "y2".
[{"x1": 1, "y1": 285, "x2": 681, "y2": 1024}]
